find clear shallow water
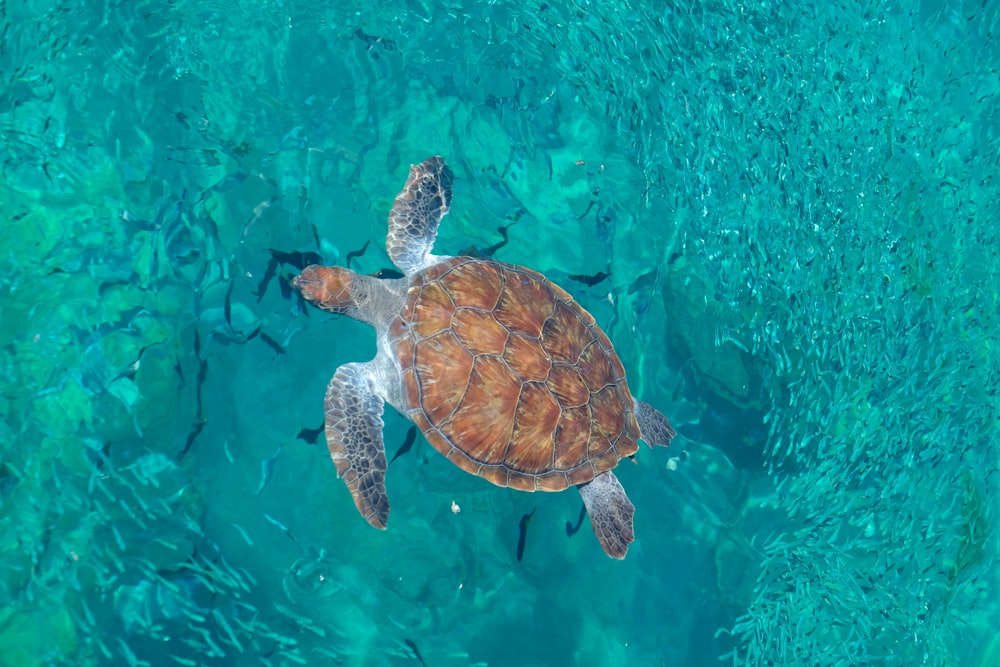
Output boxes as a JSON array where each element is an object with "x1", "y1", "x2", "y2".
[{"x1": 1, "y1": 0, "x2": 998, "y2": 665}]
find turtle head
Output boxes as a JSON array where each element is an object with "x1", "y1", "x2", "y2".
[{"x1": 293, "y1": 265, "x2": 357, "y2": 315}]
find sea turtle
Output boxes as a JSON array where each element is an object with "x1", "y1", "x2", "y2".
[{"x1": 293, "y1": 156, "x2": 675, "y2": 559}]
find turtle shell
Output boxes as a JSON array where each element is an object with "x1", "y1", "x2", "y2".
[{"x1": 387, "y1": 256, "x2": 641, "y2": 492}]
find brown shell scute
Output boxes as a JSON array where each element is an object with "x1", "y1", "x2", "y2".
[
  {"x1": 446, "y1": 355, "x2": 519, "y2": 464},
  {"x1": 390, "y1": 257, "x2": 641, "y2": 491},
  {"x1": 413, "y1": 331, "x2": 472, "y2": 425}
]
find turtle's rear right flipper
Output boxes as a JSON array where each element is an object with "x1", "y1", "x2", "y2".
[
  {"x1": 578, "y1": 471, "x2": 635, "y2": 559},
  {"x1": 324, "y1": 362, "x2": 390, "y2": 528}
]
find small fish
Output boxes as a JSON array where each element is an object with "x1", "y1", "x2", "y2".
[
  {"x1": 576, "y1": 199, "x2": 598, "y2": 220},
  {"x1": 353, "y1": 27, "x2": 397, "y2": 53},
  {"x1": 256, "y1": 249, "x2": 324, "y2": 300},
  {"x1": 152, "y1": 537, "x2": 180, "y2": 551},
  {"x1": 194, "y1": 340, "x2": 207, "y2": 409},
  {"x1": 238, "y1": 565, "x2": 258, "y2": 588},
  {"x1": 190, "y1": 570, "x2": 220, "y2": 595},
  {"x1": 565, "y1": 504, "x2": 587, "y2": 537},
  {"x1": 296, "y1": 423, "x2": 324, "y2": 445},
  {"x1": 256, "y1": 626, "x2": 299, "y2": 648},
  {"x1": 94, "y1": 637, "x2": 114, "y2": 659},
  {"x1": 150, "y1": 571, "x2": 182, "y2": 596},
  {"x1": 389, "y1": 426, "x2": 417, "y2": 465},
  {"x1": 232, "y1": 523, "x2": 253, "y2": 547},
  {"x1": 178, "y1": 605, "x2": 207, "y2": 624},
  {"x1": 516, "y1": 508, "x2": 536, "y2": 562},
  {"x1": 372, "y1": 267, "x2": 404, "y2": 279},
  {"x1": 278, "y1": 650, "x2": 308, "y2": 665},
  {"x1": 256, "y1": 445, "x2": 283, "y2": 496},
  {"x1": 212, "y1": 608, "x2": 244, "y2": 652},
  {"x1": 568, "y1": 271, "x2": 611, "y2": 287},
  {"x1": 274, "y1": 603, "x2": 326, "y2": 637},
  {"x1": 253, "y1": 255, "x2": 279, "y2": 301},
  {"x1": 176, "y1": 418, "x2": 207, "y2": 462},
  {"x1": 69, "y1": 609, "x2": 94, "y2": 633},
  {"x1": 479, "y1": 222, "x2": 516, "y2": 258},
  {"x1": 224, "y1": 281, "x2": 234, "y2": 328},
  {"x1": 345, "y1": 240, "x2": 370, "y2": 268},
  {"x1": 404, "y1": 639, "x2": 427, "y2": 667},
  {"x1": 80, "y1": 597, "x2": 97, "y2": 627},
  {"x1": 178, "y1": 636, "x2": 209, "y2": 652},
  {"x1": 116, "y1": 638, "x2": 141, "y2": 667},
  {"x1": 278, "y1": 274, "x2": 295, "y2": 300},
  {"x1": 258, "y1": 331, "x2": 285, "y2": 354},
  {"x1": 197, "y1": 627, "x2": 226, "y2": 659},
  {"x1": 627, "y1": 269, "x2": 658, "y2": 295},
  {"x1": 271, "y1": 249, "x2": 323, "y2": 271},
  {"x1": 216, "y1": 553, "x2": 252, "y2": 593},
  {"x1": 263, "y1": 513, "x2": 296, "y2": 542}
]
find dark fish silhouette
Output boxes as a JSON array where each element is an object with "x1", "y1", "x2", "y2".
[
  {"x1": 459, "y1": 222, "x2": 517, "y2": 258},
  {"x1": 389, "y1": 426, "x2": 417, "y2": 465},
  {"x1": 403, "y1": 639, "x2": 426, "y2": 667},
  {"x1": 297, "y1": 423, "x2": 324, "y2": 445},
  {"x1": 568, "y1": 271, "x2": 611, "y2": 287},
  {"x1": 345, "y1": 240, "x2": 370, "y2": 268},
  {"x1": 373, "y1": 268, "x2": 404, "y2": 279},
  {"x1": 178, "y1": 331, "x2": 209, "y2": 461},
  {"x1": 565, "y1": 504, "x2": 587, "y2": 537},
  {"x1": 516, "y1": 508, "x2": 536, "y2": 562},
  {"x1": 259, "y1": 331, "x2": 285, "y2": 354},
  {"x1": 255, "y1": 249, "x2": 324, "y2": 300}
]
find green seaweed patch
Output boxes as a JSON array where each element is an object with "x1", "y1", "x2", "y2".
[
  {"x1": 34, "y1": 378, "x2": 93, "y2": 440},
  {"x1": 0, "y1": 272, "x2": 77, "y2": 347},
  {"x1": 95, "y1": 283, "x2": 144, "y2": 327},
  {"x1": 52, "y1": 275, "x2": 102, "y2": 329},
  {"x1": 142, "y1": 283, "x2": 194, "y2": 318},
  {"x1": 132, "y1": 344, "x2": 187, "y2": 436},
  {"x1": 0, "y1": 603, "x2": 77, "y2": 667}
]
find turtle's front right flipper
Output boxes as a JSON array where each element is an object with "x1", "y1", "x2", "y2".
[
  {"x1": 323, "y1": 362, "x2": 390, "y2": 528},
  {"x1": 635, "y1": 399, "x2": 676, "y2": 448}
]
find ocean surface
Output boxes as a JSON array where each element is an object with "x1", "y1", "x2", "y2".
[{"x1": 1, "y1": 0, "x2": 998, "y2": 665}]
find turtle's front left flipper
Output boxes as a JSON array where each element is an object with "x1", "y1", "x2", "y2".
[
  {"x1": 324, "y1": 362, "x2": 390, "y2": 528},
  {"x1": 578, "y1": 471, "x2": 635, "y2": 559},
  {"x1": 385, "y1": 156, "x2": 454, "y2": 275}
]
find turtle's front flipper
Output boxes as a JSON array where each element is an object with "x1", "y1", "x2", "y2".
[
  {"x1": 324, "y1": 362, "x2": 390, "y2": 529},
  {"x1": 578, "y1": 471, "x2": 635, "y2": 559},
  {"x1": 386, "y1": 156, "x2": 454, "y2": 275},
  {"x1": 635, "y1": 399, "x2": 676, "y2": 448}
]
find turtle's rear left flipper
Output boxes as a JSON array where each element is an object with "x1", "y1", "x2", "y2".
[
  {"x1": 324, "y1": 362, "x2": 390, "y2": 528},
  {"x1": 578, "y1": 471, "x2": 635, "y2": 559}
]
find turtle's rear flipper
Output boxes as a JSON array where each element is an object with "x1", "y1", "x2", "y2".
[
  {"x1": 578, "y1": 471, "x2": 635, "y2": 559},
  {"x1": 635, "y1": 400, "x2": 676, "y2": 448},
  {"x1": 324, "y1": 362, "x2": 390, "y2": 529}
]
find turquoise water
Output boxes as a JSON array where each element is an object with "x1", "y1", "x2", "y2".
[{"x1": 2, "y1": 0, "x2": 998, "y2": 665}]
